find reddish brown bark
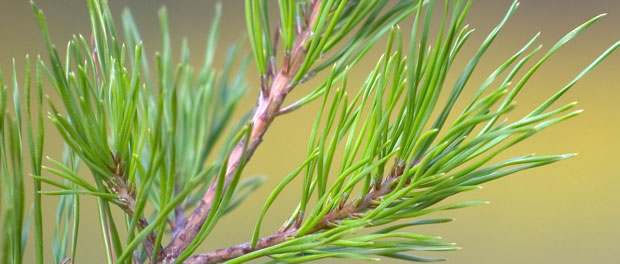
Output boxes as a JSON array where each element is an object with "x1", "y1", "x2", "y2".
[
  {"x1": 182, "y1": 164, "x2": 407, "y2": 264},
  {"x1": 160, "y1": 2, "x2": 323, "y2": 262}
]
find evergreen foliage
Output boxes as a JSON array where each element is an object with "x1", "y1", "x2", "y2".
[{"x1": 0, "y1": 0, "x2": 618, "y2": 263}]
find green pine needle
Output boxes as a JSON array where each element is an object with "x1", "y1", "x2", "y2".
[{"x1": 0, "y1": 0, "x2": 618, "y2": 263}]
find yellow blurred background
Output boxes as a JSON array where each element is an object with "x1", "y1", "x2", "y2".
[{"x1": 1, "y1": 0, "x2": 619, "y2": 263}]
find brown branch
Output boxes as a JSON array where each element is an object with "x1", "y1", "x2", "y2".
[
  {"x1": 111, "y1": 153, "x2": 161, "y2": 262},
  {"x1": 182, "y1": 163, "x2": 409, "y2": 264},
  {"x1": 116, "y1": 178, "x2": 161, "y2": 261},
  {"x1": 160, "y1": 1, "x2": 324, "y2": 262},
  {"x1": 182, "y1": 230, "x2": 296, "y2": 264}
]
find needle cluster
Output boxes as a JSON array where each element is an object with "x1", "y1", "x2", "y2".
[{"x1": 1, "y1": 0, "x2": 618, "y2": 264}]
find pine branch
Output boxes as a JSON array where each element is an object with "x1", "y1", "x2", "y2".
[
  {"x1": 2, "y1": 0, "x2": 618, "y2": 264},
  {"x1": 181, "y1": 161, "x2": 408, "y2": 264},
  {"x1": 178, "y1": 2, "x2": 620, "y2": 263},
  {"x1": 183, "y1": 230, "x2": 296, "y2": 264},
  {"x1": 115, "y1": 179, "x2": 159, "y2": 260},
  {"x1": 162, "y1": 1, "x2": 324, "y2": 261}
]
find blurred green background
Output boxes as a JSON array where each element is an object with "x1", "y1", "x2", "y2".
[{"x1": 1, "y1": 0, "x2": 619, "y2": 263}]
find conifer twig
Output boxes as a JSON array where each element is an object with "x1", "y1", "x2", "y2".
[
  {"x1": 117, "y1": 187, "x2": 159, "y2": 260},
  {"x1": 111, "y1": 152, "x2": 160, "y2": 260},
  {"x1": 4, "y1": 1, "x2": 617, "y2": 264},
  {"x1": 162, "y1": 1, "x2": 323, "y2": 260},
  {"x1": 183, "y1": 163, "x2": 409, "y2": 264}
]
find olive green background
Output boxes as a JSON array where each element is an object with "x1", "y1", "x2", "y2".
[{"x1": 1, "y1": 0, "x2": 619, "y2": 263}]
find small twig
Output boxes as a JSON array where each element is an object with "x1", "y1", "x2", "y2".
[
  {"x1": 185, "y1": 161, "x2": 410, "y2": 264},
  {"x1": 183, "y1": 230, "x2": 297, "y2": 264},
  {"x1": 111, "y1": 152, "x2": 161, "y2": 261},
  {"x1": 161, "y1": 1, "x2": 324, "y2": 262},
  {"x1": 117, "y1": 183, "x2": 160, "y2": 261}
]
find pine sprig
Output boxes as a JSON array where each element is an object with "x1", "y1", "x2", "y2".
[
  {"x1": 0, "y1": 0, "x2": 618, "y2": 264},
  {"x1": 185, "y1": 1, "x2": 619, "y2": 263}
]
